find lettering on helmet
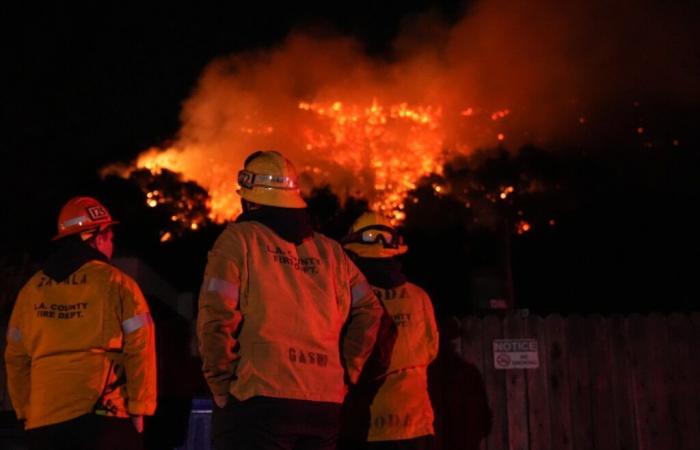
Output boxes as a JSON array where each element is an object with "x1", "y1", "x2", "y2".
[
  {"x1": 87, "y1": 206, "x2": 109, "y2": 220},
  {"x1": 288, "y1": 347, "x2": 329, "y2": 368}
]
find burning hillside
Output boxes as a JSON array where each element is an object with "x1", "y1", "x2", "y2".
[{"x1": 103, "y1": 0, "x2": 697, "y2": 234}]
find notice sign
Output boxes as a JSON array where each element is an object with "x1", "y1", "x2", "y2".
[{"x1": 493, "y1": 339, "x2": 539, "y2": 369}]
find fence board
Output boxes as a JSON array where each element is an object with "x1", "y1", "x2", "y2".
[
  {"x1": 690, "y1": 313, "x2": 700, "y2": 449},
  {"x1": 430, "y1": 317, "x2": 459, "y2": 450},
  {"x1": 666, "y1": 313, "x2": 698, "y2": 450},
  {"x1": 647, "y1": 313, "x2": 676, "y2": 450},
  {"x1": 482, "y1": 315, "x2": 507, "y2": 450},
  {"x1": 526, "y1": 315, "x2": 551, "y2": 450},
  {"x1": 627, "y1": 314, "x2": 656, "y2": 450},
  {"x1": 545, "y1": 315, "x2": 574, "y2": 450},
  {"x1": 652, "y1": 313, "x2": 683, "y2": 449},
  {"x1": 588, "y1": 315, "x2": 618, "y2": 450},
  {"x1": 504, "y1": 314, "x2": 529, "y2": 450},
  {"x1": 461, "y1": 316, "x2": 489, "y2": 450},
  {"x1": 565, "y1": 315, "x2": 593, "y2": 450},
  {"x1": 608, "y1": 315, "x2": 638, "y2": 450}
]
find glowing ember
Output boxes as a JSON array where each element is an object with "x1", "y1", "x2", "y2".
[
  {"x1": 490, "y1": 109, "x2": 510, "y2": 121},
  {"x1": 516, "y1": 220, "x2": 531, "y2": 234},
  {"x1": 500, "y1": 186, "x2": 515, "y2": 200}
]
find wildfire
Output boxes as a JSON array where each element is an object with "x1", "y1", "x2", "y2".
[
  {"x1": 106, "y1": 96, "x2": 517, "y2": 233},
  {"x1": 298, "y1": 99, "x2": 445, "y2": 221}
]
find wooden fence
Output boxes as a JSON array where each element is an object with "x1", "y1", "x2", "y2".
[{"x1": 430, "y1": 312, "x2": 700, "y2": 450}]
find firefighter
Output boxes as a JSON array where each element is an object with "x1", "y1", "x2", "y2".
[
  {"x1": 197, "y1": 150, "x2": 383, "y2": 450},
  {"x1": 340, "y1": 212, "x2": 439, "y2": 450},
  {"x1": 4, "y1": 196, "x2": 157, "y2": 450}
]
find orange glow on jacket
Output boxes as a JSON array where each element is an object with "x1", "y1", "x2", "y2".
[
  {"x1": 197, "y1": 221, "x2": 383, "y2": 403},
  {"x1": 4, "y1": 261, "x2": 157, "y2": 429},
  {"x1": 367, "y1": 283, "x2": 438, "y2": 441}
]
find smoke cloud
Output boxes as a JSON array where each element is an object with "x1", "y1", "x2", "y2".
[{"x1": 122, "y1": 0, "x2": 699, "y2": 219}]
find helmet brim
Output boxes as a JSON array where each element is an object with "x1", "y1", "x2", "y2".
[{"x1": 51, "y1": 220, "x2": 119, "y2": 241}]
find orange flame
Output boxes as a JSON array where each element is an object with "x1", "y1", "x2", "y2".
[{"x1": 110, "y1": 97, "x2": 457, "y2": 225}]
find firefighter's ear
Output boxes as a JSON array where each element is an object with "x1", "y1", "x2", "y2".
[{"x1": 94, "y1": 227, "x2": 114, "y2": 260}]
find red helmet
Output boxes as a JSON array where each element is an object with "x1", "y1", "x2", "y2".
[{"x1": 52, "y1": 197, "x2": 119, "y2": 241}]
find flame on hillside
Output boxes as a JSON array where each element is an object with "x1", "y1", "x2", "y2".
[{"x1": 103, "y1": 0, "x2": 697, "y2": 232}]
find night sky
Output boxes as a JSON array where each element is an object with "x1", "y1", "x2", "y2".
[{"x1": 3, "y1": 1, "x2": 699, "y2": 313}]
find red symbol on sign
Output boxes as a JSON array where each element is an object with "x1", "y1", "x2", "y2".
[{"x1": 496, "y1": 354, "x2": 511, "y2": 367}]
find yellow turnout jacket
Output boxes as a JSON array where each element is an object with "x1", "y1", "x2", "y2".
[
  {"x1": 367, "y1": 282, "x2": 438, "y2": 441},
  {"x1": 5, "y1": 260, "x2": 157, "y2": 429},
  {"x1": 197, "y1": 221, "x2": 383, "y2": 403}
]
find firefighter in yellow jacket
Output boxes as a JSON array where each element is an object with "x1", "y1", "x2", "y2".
[
  {"x1": 4, "y1": 196, "x2": 157, "y2": 450},
  {"x1": 197, "y1": 150, "x2": 383, "y2": 450},
  {"x1": 340, "y1": 212, "x2": 439, "y2": 450}
]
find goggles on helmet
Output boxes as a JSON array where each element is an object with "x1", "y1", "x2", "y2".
[
  {"x1": 237, "y1": 170, "x2": 299, "y2": 190},
  {"x1": 342, "y1": 225, "x2": 404, "y2": 248}
]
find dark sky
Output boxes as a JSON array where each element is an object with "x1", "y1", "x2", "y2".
[{"x1": 4, "y1": 2, "x2": 466, "y2": 165}]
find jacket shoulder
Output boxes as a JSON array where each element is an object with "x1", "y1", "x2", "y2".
[
  {"x1": 311, "y1": 232, "x2": 351, "y2": 263},
  {"x1": 211, "y1": 222, "x2": 249, "y2": 252},
  {"x1": 311, "y1": 231, "x2": 342, "y2": 248},
  {"x1": 405, "y1": 281, "x2": 430, "y2": 300},
  {"x1": 86, "y1": 260, "x2": 140, "y2": 289}
]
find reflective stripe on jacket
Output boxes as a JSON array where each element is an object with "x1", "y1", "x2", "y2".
[
  {"x1": 367, "y1": 282, "x2": 438, "y2": 441},
  {"x1": 4, "y1": 260, "x2": 157, "y2": 429},
  {"x1": 197, "y1": 221, "x2": 382, "y2": 403}
]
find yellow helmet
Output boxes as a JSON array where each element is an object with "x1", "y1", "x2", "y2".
[
  {"x1": 237, "y1": 150, "x2": 306, "y2": 208},
  {"x1": 342, "y1": 211, "x2": 408, "y2": 258}
]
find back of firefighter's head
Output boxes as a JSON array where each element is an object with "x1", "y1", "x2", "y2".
[
  {"x1": 237, "y1": 150, "x2": 306, "y2": 211},
  {"x1": 342, "y1": 211, "x2": 408, "y2": 258},
  {"x1": 52, "y1": 196, "x2": 119, "y2": 259}
]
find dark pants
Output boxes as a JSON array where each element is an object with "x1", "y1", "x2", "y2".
[
  {"x1": 26, "y1": 413, "x2": 143, "y2": 450},
  {"x1": 212, "y1": 396, "x2": 341, "y2": 450}
]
